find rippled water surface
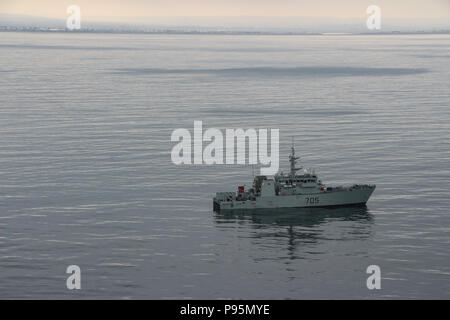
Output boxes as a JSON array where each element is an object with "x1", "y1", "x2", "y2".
[{"x1": 0, "y1": 33, "x2": 449, "y2": 299}]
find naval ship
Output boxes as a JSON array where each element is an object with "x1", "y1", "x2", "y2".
[{"x1": 213, "y1": 146, "x2": 375, "y2": 211}]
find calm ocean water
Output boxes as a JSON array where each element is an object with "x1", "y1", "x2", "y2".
[{"x1": 0, "y1": 32, "x2": 449, "y2": 299}]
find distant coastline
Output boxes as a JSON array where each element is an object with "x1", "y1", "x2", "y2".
[
  {"x1": 1, "y1": 12, "x2": 448, "y2": 36},
  {"x1": 1, "y1": 26, "x2": 449, "y2": 36}
]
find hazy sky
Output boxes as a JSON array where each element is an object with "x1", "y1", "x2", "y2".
[{"x1": 1, "y1": 0, "x2": 449, "y2": 22}]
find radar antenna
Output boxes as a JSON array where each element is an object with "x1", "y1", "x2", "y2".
[{"x1": 289, "y1": 138, "x2": 302, "y2": 176}]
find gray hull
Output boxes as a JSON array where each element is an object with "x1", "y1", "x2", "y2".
[{"x1": 214, "y1": 187, "x2": 375, "y2": 211}]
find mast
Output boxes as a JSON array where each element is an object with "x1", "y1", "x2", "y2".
[{"x1": 289, "y1": 139, "x2": 301, "y2": 176}]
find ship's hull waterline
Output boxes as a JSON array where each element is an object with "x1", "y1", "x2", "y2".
[{"x1": 214, "y1": 186, "x2": 375, "y2": 211}]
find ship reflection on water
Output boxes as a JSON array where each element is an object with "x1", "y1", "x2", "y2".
[{"x1": 214, "y1": 206, "x2": 374, "y2": 260}]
